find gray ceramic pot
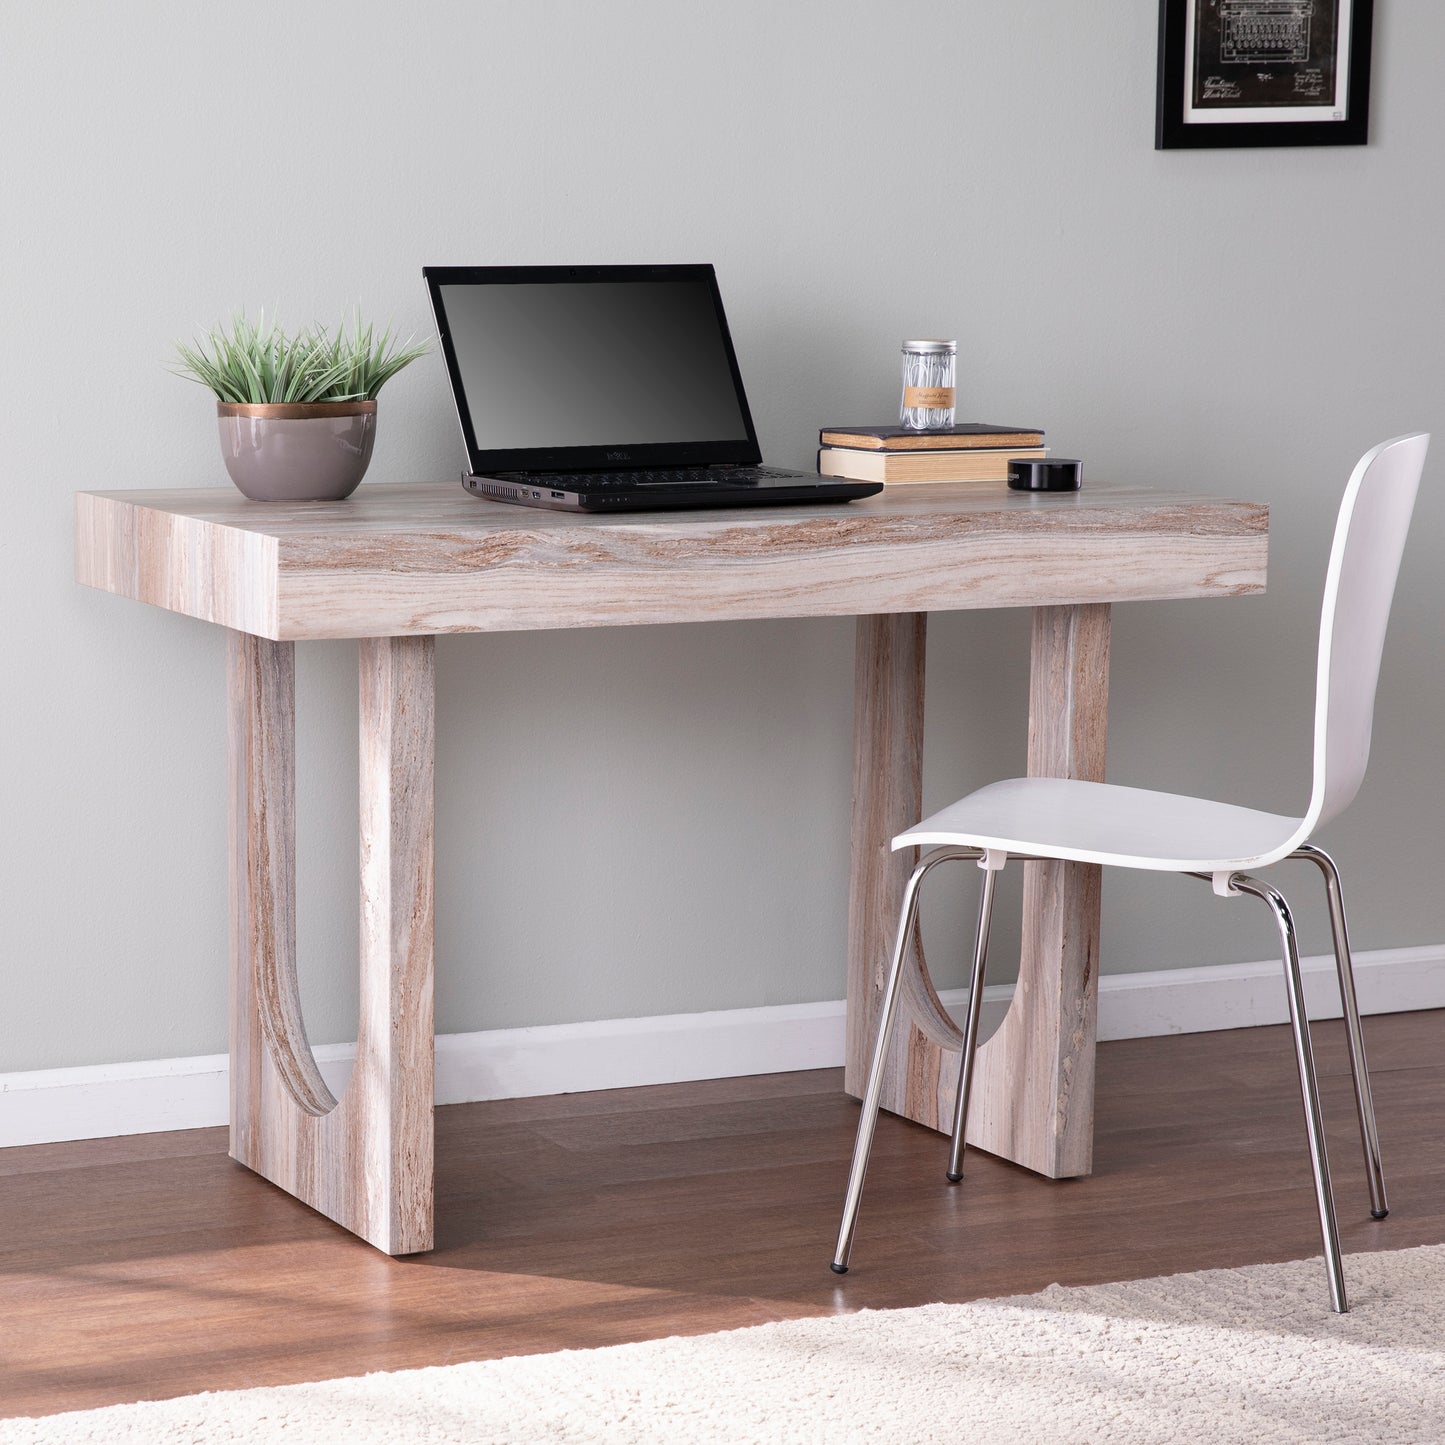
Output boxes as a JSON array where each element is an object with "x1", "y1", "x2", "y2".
[{"x1": 217, "y1": 400, "x2": 377, "y2": 501}]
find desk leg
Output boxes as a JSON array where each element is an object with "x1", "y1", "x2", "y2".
[
  {"x1": 846, "y1": 614, "x2": 956, "y2": 1113},
  {"x1": 845, "y1": 605, "x2": 1109, "y2": 1180},
  {"x1": 228, "y1": 631, "x2": 435, "y2": 1255},
  {"x1": 964, "y1": 603, "x2": 1109, "y2": 1177}
]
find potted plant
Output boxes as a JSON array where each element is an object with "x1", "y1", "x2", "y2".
[{"x1": 174, "y1": 312, "x2": 430, "y2": 501}]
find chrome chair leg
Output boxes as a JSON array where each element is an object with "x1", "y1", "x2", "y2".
[
  {"x1": 831, "y1": 848, "x2": 976, "y2": 1275},
  {"x1": 947, "y1": 860, "x2": 1001, "y2": 1182},
  {"x1": 1291, "y1": 844, "x2": 1388, "y2": 1219},
  {"x1": 1230, "y1": 873, "x2": 1348, "y2": 1313}
]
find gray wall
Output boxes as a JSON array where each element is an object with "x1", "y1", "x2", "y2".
[{"x1": 3, "y1": 3, "x2": 1441, "y2": 1073}]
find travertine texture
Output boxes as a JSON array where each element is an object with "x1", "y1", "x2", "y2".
[
  {"x1": 77, "y1": 483, "x2": 1267, "y2": 639},
  {"x1": 229, "y1": 632, "x2": 435, "y2": 1254},
  {"x1": 847, "y1": 605, "x2": 1112, "y2": 1176},
  {"x1": 112, "y1": 486, "x2": 1259, "y2": 1216}
]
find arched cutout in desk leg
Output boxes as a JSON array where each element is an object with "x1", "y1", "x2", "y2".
[
  {"x1": 228, "y1": 630, "x2": 435, "y2": 1255},
  {"x1": 845, "y1": 604, "x2": 1108, "y2": 1180}
]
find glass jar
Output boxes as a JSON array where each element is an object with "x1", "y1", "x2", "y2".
[{"x1": 899, "y1": 339, "x2": 957, "y2": 431}]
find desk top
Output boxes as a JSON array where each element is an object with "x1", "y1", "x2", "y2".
[{"x1": 76, "y1": 480, "x2": 1267, "y2": 640}]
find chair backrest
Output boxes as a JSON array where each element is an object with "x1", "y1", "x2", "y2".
[{"x1": 1304, "y1": 433, "x2": 1429, "y2": 834}]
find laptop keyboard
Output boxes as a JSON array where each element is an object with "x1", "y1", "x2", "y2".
[{"x1": 496, "y1": 466, "x2": 801, "y2": 489}]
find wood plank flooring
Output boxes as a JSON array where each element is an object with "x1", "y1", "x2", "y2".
[{"x1": 2, "y1": 1010, "x2": 1443, "y2": 1420}]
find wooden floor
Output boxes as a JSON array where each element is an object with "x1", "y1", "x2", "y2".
[{"x1": 3, "y1": 1010, "x2": 1443, "y2": 1420}]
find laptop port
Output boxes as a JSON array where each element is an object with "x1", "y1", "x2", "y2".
[{"x1": 551, "y1": 491, "x2": 565, "y2": 499}]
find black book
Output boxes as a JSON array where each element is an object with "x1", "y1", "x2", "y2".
[{"x1": 820, "y1": 422, "x2": 1045, "y2": 452}]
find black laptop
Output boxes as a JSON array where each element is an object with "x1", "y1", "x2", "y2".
[{"x1": 423, "y1": 264, "x2": 883, "y2": 512}]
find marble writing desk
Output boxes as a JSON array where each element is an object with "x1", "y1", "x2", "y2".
[{"x1": 76, "y1": 480, "x2": 1267, "y2": 1254}]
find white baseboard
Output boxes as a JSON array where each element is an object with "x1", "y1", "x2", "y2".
[{"x1": 3, "y1": 943, "x2": 1442, "y2": 1149}]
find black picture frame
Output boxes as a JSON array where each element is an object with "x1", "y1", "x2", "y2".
[{"x1": 1156, "y1": 0, "x2": 1373, "y2": 149}]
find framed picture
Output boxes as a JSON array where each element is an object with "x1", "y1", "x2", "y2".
[{"x1": 1156, "y1": 0, "x2": 1374, "y2": 149}]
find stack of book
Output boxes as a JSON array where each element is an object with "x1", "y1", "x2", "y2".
[{"x1": 817, "y1": 422, "x2": 1046, "y2": 484}]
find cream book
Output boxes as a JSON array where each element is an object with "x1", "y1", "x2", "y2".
[{"x1": 817, "y1": 446, "x2": 1049, "y2": 484}]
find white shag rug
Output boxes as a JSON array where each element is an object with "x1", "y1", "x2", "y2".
[{"x1": 6, "y1": 1245, "x2": 1445, "y2": 1444}]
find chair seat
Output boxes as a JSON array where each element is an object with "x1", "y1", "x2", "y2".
[{"x1": 895, "y1": 777, "x2": 1304, "y2": 873}]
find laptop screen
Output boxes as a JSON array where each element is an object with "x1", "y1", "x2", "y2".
[{"x1": 424, "y1": 264, "x2": 762, "y2": 473}]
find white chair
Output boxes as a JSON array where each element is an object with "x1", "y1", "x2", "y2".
[{"x1": 831, "y1": 434, "x2": 1430, "y2": 1313}]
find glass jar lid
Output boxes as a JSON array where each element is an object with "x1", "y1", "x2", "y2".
[{"x1": 901, "y1": 338, "x2": 956, "y2": 353}]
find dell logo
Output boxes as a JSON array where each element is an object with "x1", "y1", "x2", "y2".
[{"x1": 606, "y1": 450, "x2": 631, "y2": 461}]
